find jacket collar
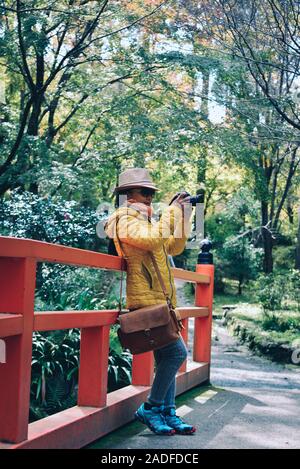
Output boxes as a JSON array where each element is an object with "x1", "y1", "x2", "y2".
[{"x1": 121, "y1": 201, "x2": 153, "y2": 219}]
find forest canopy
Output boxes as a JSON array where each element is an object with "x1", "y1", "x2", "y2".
[{"x1": 0, "y1": 0, "x2": 299, "y2": 276}]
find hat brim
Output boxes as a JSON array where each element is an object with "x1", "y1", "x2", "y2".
[{"x1": 114, "y1": 183, "x2": 159, "y2": 195}]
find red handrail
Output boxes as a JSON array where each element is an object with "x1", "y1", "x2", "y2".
[{"x1": 0, "y1": 235, "x2": 214, "y2": 449}]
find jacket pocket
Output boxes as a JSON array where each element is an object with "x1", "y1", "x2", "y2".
[{"x1": 141, "y1": 262, "x2": 153, "y2": 289}]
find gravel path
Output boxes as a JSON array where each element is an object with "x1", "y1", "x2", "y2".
[{"x1": 207, "y1": 320, "x2": 300, "y2": 448}]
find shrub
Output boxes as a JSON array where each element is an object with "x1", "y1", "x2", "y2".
[
  {"x1": 252, "y1": 269, "x2": 300, "y2": 313},
  {"x1": 273, "y1": 246, "x2": 295, "y2": 270},
  {"x1": 35, "y1": 265, "x2": 118, "y2": 311},
  {"x1": 210, "y1": 255, "x2": 226, "y2": 293},
  {"x1": 30, "y1": 329, "x2": 80, "y2": 421},
  {"x1": 30, "y1": 326, "x2": 132, "y2": 422},
  {"x1": 252, "y1": 272, "x2": 286, "y2": 311},
  {"x1": 0, "y1": 189, "x2": 106, "y2": 252},
  {"x1": 261, "y1": 314, "x2": 300, "y2": 333},
  {"x1": 288, "y1": 269, "x2": 300, "y2": 311},
  {"x1": 221, "y1": 235, "x2": 263, "y2": 294}
]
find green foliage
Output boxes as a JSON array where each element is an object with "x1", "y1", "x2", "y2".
[
  {"x1": 206, "y1": 187, "x2": 260, "y2": 247},
  {"x1": 261, "y1": 313, "x2": 300, "y2": 333},
  {"x1": 108, "y1": 350, "x2": 132, "y2": 392},
  {"x1": 0, "y1": 190, "x2": 105, "y2": 250},
  {"x1": 210, "y1": 255, "x2": 227, "y2": 293},
  {"x1": 206, "y1": 187, "x2": 262, "y2": 293},
  {"x1": 0, "y1": 190, "x2": 113, "y2": 307},
  {"x1": 30, "y1": 326, "x2": 132, "y2": 422},
  {"x1": 252, "y1": 272, "x2": 286, "y2": 311},
  {"x1": 287, "y1": 269, "x2": 300, "y2": 311},
  {"x1": 273, "y1": 246, "x2": 296, "y2": 270},
  {"x1": 30, "y1": 329, "x2": 80, "y2": 421},
  {"x1": 228, "y1": 314, "x2": 300, "y2": 364},
  {"x1": 206, "y1": 212, "x2": 241, "y2": 248},
  {"x1": 251, "y1": 269, "x2": 300, "y2": 312},
  {"x1": 108, "y1": 326, "x2": 132, "y2": 391},
  {"x1": 221, "y1": 235, "x2": 263, "y2": 289},
  {"x1": 35, "y1": 265, "x2": 119, "y2": 311}
]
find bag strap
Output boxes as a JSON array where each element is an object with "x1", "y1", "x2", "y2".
[
  {"x1": 148, "y1": 252, "x2": 173, "y2": 307},
  {"x1": 114, "y1": 214, "x2": 127, "y2": 313}
]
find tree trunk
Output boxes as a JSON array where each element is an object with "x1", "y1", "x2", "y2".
[
  {"x1": 196, "y1": 70, "x2": 209, "y2": 237},
  {"x1": 261, "y1": 201, "x2": 273, "y2": 273},
  {"x1": 287, "y1": 194, "x2": 294, "y2": 224},
  {"x1": 196, "y1": 70, "x2": 209, "y2": 186},
  {"x1": 238, "y1": 277, "x2": 243, "y2": 295},
  {"x1": 23, "y1": 53, "x2": 44, "y2": 193},
  {"x1": 296, "y1": 206, "x2": 300, "y2": 270}
]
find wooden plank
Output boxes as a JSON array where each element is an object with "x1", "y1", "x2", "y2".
[
  {"x1": 171, "y1": 267, "x2": 210, "y2": 284},
  {"x1": 176, "y1": 306, "x2": 209, "y2": 319},
  {"x1": 0, "y1": 362, "x2": 209, "y2": 449},
  {"x1": 0, "y1": 236, "x2": 123, "y2": 271},
  {"x1": 0, "y1": 314, "x2": 23, "y2": 337},
  {"x1": 34, "y1": 310, "x2": 118, "y2": 331}
]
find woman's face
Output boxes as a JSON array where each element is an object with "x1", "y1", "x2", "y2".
[{"x1": 127, "y1": 188, "x2": 155, "y2": 206}]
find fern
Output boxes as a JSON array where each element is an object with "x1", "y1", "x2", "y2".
[{"x1": 30, "y1": 326, "x2": 132, "y2": 422}]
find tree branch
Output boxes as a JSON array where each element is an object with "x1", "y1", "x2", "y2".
[
  {"x1": 41, "y1": 0, "x2": 110, "y2": 93},
  {"x1": 273, "y1": 146, "x2": 300, "y2": 228},
  {"x1": 16, "y1": 0, "x2": 35, "y2": 92},
  {"x1": 0, "y1": 97, "x2": 33, "y2": 176}
]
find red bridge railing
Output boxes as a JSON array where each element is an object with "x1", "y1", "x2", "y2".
[{"x1": 0, "y1": 236, "x2": 214, "y2": 449}]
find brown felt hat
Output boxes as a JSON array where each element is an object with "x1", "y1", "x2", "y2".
[{"x1": 114, "y1": 168, "x2": 159, "y2": 194}]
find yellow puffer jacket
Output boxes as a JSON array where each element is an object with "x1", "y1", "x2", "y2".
[{"x1": 105, "y1": 204, "x2": 192, "y2": 309}]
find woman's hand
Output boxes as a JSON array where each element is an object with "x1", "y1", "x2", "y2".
[
  {"x1": 170, "y1": 192, "x2": 193, "y2": 218},
  {"x1": 169, "y1": 191, "x2": 189, "y2": 205}
]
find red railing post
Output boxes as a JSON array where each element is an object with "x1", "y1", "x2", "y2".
[
  {"x1": 193, "y1": 241, "x2": 214, "y2": 372},
  {"x1": 78, "y1": 325, "x2": 110, "y2": 407},
  {"x1": 0, "y1": 257, "x2": 36, "y2": 443},
  {"x1": 131, "y1": 352, "x2": 154, "y2": 386}
]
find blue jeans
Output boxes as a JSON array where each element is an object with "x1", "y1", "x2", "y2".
[{"x1": 148, "y1": 337, "x2": 188, "y2": 408}]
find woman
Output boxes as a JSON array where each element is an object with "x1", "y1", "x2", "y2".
[{"x1": 105, "y1": 167, "x2": 196, "y2": 435}]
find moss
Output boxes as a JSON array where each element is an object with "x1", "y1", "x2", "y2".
[
  {"x1": 226, "y1": 312, "x2": 300, "y2": 364},
  {"x1": 182, "y1": 284, "x2": 300, "y2": 365}
]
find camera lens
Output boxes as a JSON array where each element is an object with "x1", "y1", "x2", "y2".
[{"x1": 188, "y1": 194, "x2": 202, "y2": 206}]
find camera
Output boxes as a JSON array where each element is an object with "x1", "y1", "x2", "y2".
[
  {"x1": 186, "y1": 193, "x2": 203, "y2": 206},
  {"x1": 169, "y1": 190, "x2": 204, "y2": 207},
  {"x1": 179, "y1": 190, "x2": 204, "y2": 206}
]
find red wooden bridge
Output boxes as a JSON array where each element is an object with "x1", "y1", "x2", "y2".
[{"x1": 0, "y1": 236, "x2": 214, "y2": 449}]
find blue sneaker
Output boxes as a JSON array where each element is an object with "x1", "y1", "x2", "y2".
[
  {"x1": 163, "y1": 407, "x2": 196, "y2": 435},
  {"x1": 135, "y1": 403, "x2": 175, "y2": 435}
]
